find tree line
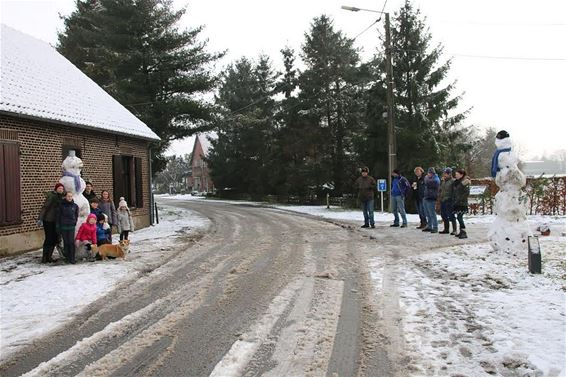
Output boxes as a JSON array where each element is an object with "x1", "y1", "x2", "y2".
[{"x1": 58, "y1": 0, "x2": 495, "y2": 198}]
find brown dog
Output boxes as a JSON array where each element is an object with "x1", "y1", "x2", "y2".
[{"x1": 98, "y1": 240, "x2": 129, "y2": 261}]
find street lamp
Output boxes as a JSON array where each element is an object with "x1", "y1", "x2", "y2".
[{"x1": 342, "y1": 5, "x2": 397, "y2": 210}]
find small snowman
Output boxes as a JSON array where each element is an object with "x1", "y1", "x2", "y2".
[
  {"x1": 59, "y1": 150, "x2": 90, "y2": 236},
  {"x1": 488, "y1": 130, "x2": 530, "y2": 253}
]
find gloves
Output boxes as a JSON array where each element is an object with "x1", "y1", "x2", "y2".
[{"x1": 36, "y1": 219, "x2": 43, "y2": 227}]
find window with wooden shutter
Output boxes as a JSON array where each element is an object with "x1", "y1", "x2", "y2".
[
  {"x1": 0, "y1": 140, "x2": 22, "y2": 226},
  {"x1": 134, "y1": 157, "x2": 143, "y2": 208},
  {"x1": 113, "y1": 154, "x2": 144, "y2": 208},
  {"x1": 112, "y1": 155, "x2": 124, "y2": 205}
]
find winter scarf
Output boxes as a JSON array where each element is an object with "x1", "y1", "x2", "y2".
[
  {"x1": 491, "y1": 148, "x2": 512, "y2": 178},
  {"x1": 63, "y1": 171, "x2": 81, "y2": 192}
]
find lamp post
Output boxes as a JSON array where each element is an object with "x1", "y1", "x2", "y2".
[{"x1": 342, "y1": 5, "x2": 397, "y2": 209}]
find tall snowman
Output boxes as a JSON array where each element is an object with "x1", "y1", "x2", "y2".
[
  {"x1": 59, "y1": 150, "x2": 90, "y2": 235},
  {"x1": 488, "y1": 130, "x2": 530, "y2": 253}
]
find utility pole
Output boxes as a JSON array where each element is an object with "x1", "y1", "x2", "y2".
[
  {"x1": 384, "y1": 12, "x2": 396, "y2": 211},
  {"x1": 341, "y1": 5, "x2": 397, "y2": 210}
]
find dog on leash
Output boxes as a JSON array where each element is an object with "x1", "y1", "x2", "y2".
[{"x1": 97, "y1": 240, "x2": 129, "y2": 261}]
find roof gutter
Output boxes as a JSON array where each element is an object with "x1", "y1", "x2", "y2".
[{"x1": 0, "y1": 110, "x2": 161, "y2": 142}]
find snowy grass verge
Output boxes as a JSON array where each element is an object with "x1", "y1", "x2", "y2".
[
  {"x1": 370, "y1": 237, "x2": 566, "y2": 376},
  {"x1": 161, "y1": 194, "x2": 566, "y2": 231},
  {"x1": 0, "y1": 204, "x2": 210, "y2": 361}
]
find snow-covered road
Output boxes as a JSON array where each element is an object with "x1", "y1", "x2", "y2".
[{"x1": 1, "y1": 195, "x2": 564, "y2": 376}]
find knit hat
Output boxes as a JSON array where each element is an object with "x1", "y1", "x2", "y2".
[
  {"x1": 87, "y1": 214, "x2": 97, "y2": 222},
  {"x1": 443, "y1": 167, "x2": 453, "y2": 174},
  {"x1": 118, "y1": 198, "x2": 128, "y2": 208},
  {"x1": 427, "y1": 167, "x2": 436, "y2": 174},
  {"x1": 54, "y1": 183, "x2": 65, "y2": 190}
]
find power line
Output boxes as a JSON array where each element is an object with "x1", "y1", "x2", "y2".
[
  {"x1": 447, "y1": 53, "x2": 566, "y2": 61},
  {"x1": 353, "y1": 19, "x2": 381, "y2": 40}
]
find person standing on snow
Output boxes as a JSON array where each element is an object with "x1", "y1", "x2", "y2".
[
  {"x1": 412, "y1": 167, "x2": 427, "y2": 229},
  {"x1": 439, "y1": 168, "x2": 457, "y2": 234},
  {"x1": 422, "y1": 167, "x2": 440, "y2": 233},
  {"x1": 57, "y1": 191, "x2": 79, "y2": 263},
  {"x1": 83, "y1": 181, "x2": 97, "y2": 203},
  {"x1": 354, "y1": 167, "x2": 377, "y2": 228},
  {"x1": 38, "y1": 182, "x2": 65, "y2": 263},
  {"x1": 390, "y1": 169, "x2": 410, "y2": 228},
  {"x1": 452, "y1": 169, "x2": 471, "y2": 239}
]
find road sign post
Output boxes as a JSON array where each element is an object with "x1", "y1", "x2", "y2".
[{"x1": 377, "y1": 179, "x2": 387, "y2": 213}]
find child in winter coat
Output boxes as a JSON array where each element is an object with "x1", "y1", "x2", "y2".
[
  {"x1": 99, "y1": 190, "x2": 117, "y2": 235},
  {"x1": 96, "y1": 213, "x2": 112, "y2": 246},
  {"x1": 75, "y1": 214, "x2": 97, "y2": 258},
  {"x1": 117, "y1": 197, "x2": 134, "y2": 241},
  {"x1": 89, "y1": 198, "x2": 104, "y2": 218},
  {"x1": 57, "y1": 191, "x2": 79, "y2": 264}
]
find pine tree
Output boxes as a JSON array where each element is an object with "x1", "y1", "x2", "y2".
[
  {"x1": 58, "y1": 0, "x2": 223, "y2": 172},
  {"x1": 297, "y1": 15, "x2": 364, "y2": 194},
  {"x1": 386, "y1": 1, "x2": 470, "y2": 173},
  {"x1": 207, "y1": 57, "x2": 279, "y2": 197}
]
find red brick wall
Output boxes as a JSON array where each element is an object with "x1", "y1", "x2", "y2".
[
  {"x1": 0, "y1": 114, "x2": 151, "y2": 238},
  {"x1": 187, "y1": 136, "x2": 214, "y2": 192}
]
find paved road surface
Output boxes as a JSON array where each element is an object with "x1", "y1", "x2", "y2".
[{"x1": 0, "y1": 199, "x2": 487, "y2": 377}]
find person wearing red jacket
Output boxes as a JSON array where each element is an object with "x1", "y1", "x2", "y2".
[{"x1": 75, "y1": 214, "x2": 97, "y2": 262}]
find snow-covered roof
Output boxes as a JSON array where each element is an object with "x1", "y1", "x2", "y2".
[
  {"x1": 0, "y1": 25, "x2": 160, "y2": 141},
  {"x1": 198, "y1": 132, "x2": 217, "y2": 156},
  {"x1": 197, "y1": 132, "x2": 218, "y2": 156}
]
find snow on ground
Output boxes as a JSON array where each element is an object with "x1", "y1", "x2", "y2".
[
  {"x1": 0, "y1": 204, "x2": 209, "y2": 361},
  {"x1": 161, "y1": 194, "x2": 566, "y2": 232},
  {"x1": 370, "y1": 238, "x2": 566, "y2": 376}
]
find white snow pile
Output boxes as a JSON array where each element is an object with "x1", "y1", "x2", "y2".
[
  {"x1": 370, "y1": 237, "x2": 566, "y2": 376},
  {"x1": 0, "y1": 204, "x2": 209, "y2": 361}
]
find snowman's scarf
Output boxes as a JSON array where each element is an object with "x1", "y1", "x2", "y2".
[
  {"x1": 63, "y1": 171, "x2": 81, "y2": 192},
  {"x1": 491, "y1": 147, "x2": 512, "y2": 178}
]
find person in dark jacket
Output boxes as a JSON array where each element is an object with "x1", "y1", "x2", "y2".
[
  {"x1": 38, "y1": 183, "x2": 65, "y2": 263},
  {"x1": 354, "y1": 167, "x2": 377, "y2": 228},
  {"x1": 83, "y1": 181, "x2": 97, "y2": 203},
  {"x1": 422, "y1": 167, "x2": 440, "y2": 233},
  {"x1": 452, "y1": 169, "x2": 471, "y2": 239},
  {"x1": 57, "y1": 191, "x2": 79, "y2": 263},
  {"x1": 390, "y1": 169, "x2": 410, "y2": 228},
  {"x1": 439, "y1": 168, "x2": 457, "y2": 234},
  {"x1": 412, "y1": 167, "x2": 427, "y2": 229}
]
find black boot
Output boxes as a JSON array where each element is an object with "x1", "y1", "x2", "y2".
[
  {"x1": 450, "y1": 220, "x2": 458, "y2": 235},
  {"x1": 46, "y1": 246, "x2": 56, "y2": 263},
  {"x1": 439, "y1": 221, "x2": 450, "y2": 234},
  {"x1": 458, "y1": 230, "x2": 468, "y2": 239},
  {"x1": 41, "y1": 245, "x2": 53, "y2": 263}
]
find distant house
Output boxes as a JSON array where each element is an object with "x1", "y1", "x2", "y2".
[
  {"x1": 187, "y1": 134, "x2": 215, "y2": 193},
  {"x1": 0, "y1": 25, "x2": 160, "y2": 255}
]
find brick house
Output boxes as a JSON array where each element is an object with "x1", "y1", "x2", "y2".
[
  {"x1": 187, "y1": 134, "x2": 215, "y2": 193},
  {"x1": 0, "y1": 25, "x2": 160, "y2": 256}
]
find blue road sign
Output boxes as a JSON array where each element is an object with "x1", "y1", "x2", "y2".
[{"x1": 377, "y1": 179, "x2": 387, "y2": 192}]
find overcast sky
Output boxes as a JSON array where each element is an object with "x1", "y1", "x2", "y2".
[{"x1": 1, "y1": 0, "x2": 565, "y2": 160}]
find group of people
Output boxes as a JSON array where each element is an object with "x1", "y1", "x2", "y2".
[
  {"x1": 38, "y1": 181, "x2": 134, "y2": 264},
  {"x1": 355, "y1": 166, "x2": 470, "y2": 238}
]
